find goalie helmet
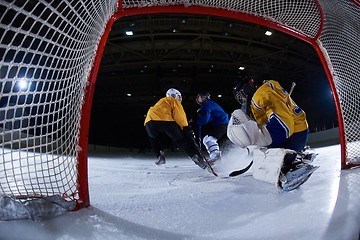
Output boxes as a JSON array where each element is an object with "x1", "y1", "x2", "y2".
[
  {"x1": 233, "y1": 73, "x2": 256, "y2": 106},
  {"x1": 196, "y1": 91, "x2": 210, "y2": 105},
  {"x1": 166, "y1": 88, "x2": 182, "y2": 102}
]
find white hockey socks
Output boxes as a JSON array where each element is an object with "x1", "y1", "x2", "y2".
[{"x1": 203, "y1": 135, "x2": 220, "y2": 159}]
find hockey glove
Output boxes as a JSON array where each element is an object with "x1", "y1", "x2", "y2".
[{"x1": 227, "y1": 109, "x2": 272, "y2": 148}]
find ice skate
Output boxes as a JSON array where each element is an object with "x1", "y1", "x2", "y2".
[
  {"x1": 207, "y1": 151, "x2": 221, "y2": 165},
  {"x1": 192, "y1": 154, "x2": 212, "y2": 171},
  {"x1": 279, "y1": 163, "x2": 319, "y2": 191},
  {"x1": 155, "y1": 151, "x2": 166, "y2": 165},
  {"x1": 297, "y1": 152, "x2": 318, "y2": 164}
]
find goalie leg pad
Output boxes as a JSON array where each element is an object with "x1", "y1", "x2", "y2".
[{"x1": 252, "y1": 148, "x2": 297, "y2": 187}]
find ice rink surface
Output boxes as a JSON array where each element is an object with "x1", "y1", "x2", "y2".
[{"x1": 1, "y1": 144, "x2": 360, "y2": 240}]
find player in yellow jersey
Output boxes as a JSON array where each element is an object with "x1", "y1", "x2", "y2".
[
  {"x1": 228, "y1": 76, "x2": 308, "y2": 152},
  {"x1": 227, "y1": 74, "x2": 318, "y2": 191},
  {"x1": 144, "y1": 88, "x2": 212, "y2": 172}
]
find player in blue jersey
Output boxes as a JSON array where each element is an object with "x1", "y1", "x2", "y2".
[{"x1": 196, "y1": 91, "x2": 229, "y2": 164}]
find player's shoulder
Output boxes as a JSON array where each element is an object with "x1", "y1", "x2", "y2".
[{"x1": 204, "y1": 100, "x2": 221, "y2": 108}]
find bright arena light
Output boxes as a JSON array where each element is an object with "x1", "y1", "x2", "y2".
[
  {"x1": 18, "y1": 80, "x2": 28, "y2": 90},
  {"x1": 265, "y1": 30, "x2": 272, "y2": 36}
]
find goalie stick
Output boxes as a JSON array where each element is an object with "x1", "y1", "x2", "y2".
[
  {"x1": 229, "y1": 160, "x2": 253, "y2": 177},
  {"x1": 228, "y1": 149, "x2": 318, "y2": 177},
  {"x1": 289, "y1": 82, "x2": 296, "y2": 96},
  {"x1": 229, "y1": 147, "x2": 253, "y2": 177}
]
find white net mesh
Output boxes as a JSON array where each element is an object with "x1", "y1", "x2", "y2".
[
  {"x1": 122, "y1": 0, "x2": 322, "y2": 38},
  {"x1": 0, "y1": 0, "x2": 117, "y2": 205},
  {"x1": 0, "y1": 0, "x2": 359, "y2": 212},
  {"x1": 317, "y1": 0, "x2": 360, "y2": 163}
]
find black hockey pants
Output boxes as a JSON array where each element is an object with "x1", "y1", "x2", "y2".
[{"x1": 145, "y1": 120, "x2": 199, "y2": 158}]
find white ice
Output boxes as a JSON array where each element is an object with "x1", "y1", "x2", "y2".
[{"x1": 1, "y1": 144, "x2": 360, "y2": 240}]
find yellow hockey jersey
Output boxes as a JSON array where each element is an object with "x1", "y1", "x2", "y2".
[
  {"x1": 144, "y1": 96, "x2": 189, "y2": 130},
  {"x1": 250, "y1": 80, "x2": 308, "y2": 136}
]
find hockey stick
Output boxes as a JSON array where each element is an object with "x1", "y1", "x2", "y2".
[
  {"x1": 289, "y1": 82, "x2": 296, "y2": 96},
  {"x1": 198, "y1": 126, "x2": 202, "y2": 151},
  {"x1": 229, "y1": 160, "x2": 253, "y2": 177},
  {"x1": 191, "y1": 136, "x2": 218, "y2": 177},
  {"x1": 228, "y1": 147, "x2": 253, "y2": 177},
  {"x1": 200, "y1": 152, "x2": 218, "y2": 177}
]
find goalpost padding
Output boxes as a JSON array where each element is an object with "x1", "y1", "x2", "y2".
[{"x1": 1, "y1": 0, "x2": 359, "y2": 213}]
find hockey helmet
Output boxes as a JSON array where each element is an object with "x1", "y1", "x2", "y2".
[
  {"x1": 196, "y1": 91, "x2": 210, "y2": 105},
  {"x1": 166, "y1": 88, "x2": 182, "y2": 102},
  {"x1": 233, "y1": 73, "x2": 256, "y2": 106}
]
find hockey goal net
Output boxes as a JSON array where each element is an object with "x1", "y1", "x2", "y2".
[{"x1": 0, "y1": 0, "x2": 359, "y2": 217}]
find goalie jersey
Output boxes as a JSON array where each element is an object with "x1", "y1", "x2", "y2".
[{"x1": 250, "y1": 80, "x2": 308, "y2": 146}]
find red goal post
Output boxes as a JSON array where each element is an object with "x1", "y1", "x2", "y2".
[{"x1": 0, "y1": 0, "x2": 359, "y2": 214}]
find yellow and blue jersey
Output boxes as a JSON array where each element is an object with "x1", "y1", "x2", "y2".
[{"x1": 250, "y1": 80, "x2": 308, "y2": 149}]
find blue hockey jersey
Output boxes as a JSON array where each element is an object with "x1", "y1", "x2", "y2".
[{"x1": 197, "y1": 100, "x2": 229, "y2": 127}]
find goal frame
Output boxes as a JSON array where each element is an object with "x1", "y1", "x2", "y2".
[
  {"x1": 79, "y1": 1, "x2": 347, "y2": 208},
  {"x1": 1, "y1": 0, "x2": 358, "y2": 212}
]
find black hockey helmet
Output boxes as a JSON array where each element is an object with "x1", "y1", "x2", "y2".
[
  {"x1": 196, "y1": 91, "x2": 211, "y2": 105},
  {"x1": 233, "y1": 72, "x2": 256, "y2": 106}
]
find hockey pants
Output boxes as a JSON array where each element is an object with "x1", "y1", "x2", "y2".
[{"x1": 145, "y1": 121, "x2": 199, "y2": 158}]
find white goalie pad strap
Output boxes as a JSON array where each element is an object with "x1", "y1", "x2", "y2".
[{"x1": 252, "y1": 148, "x2": 296, "y2": 187}]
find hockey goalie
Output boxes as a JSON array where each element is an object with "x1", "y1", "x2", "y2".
[{"x1": 227, "y1": 73, "x2": 318, "y2": 191}]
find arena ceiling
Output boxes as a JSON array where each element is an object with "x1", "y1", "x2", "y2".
[{"x1": 89, "y1": 13, "x2": 336, "y2": 148}]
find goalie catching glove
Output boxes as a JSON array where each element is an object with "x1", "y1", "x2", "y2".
[{"x1": 227, "y1": 109, "x2": 272, "y2": 148}]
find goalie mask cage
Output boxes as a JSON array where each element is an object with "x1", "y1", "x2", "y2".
[{"x1": 0, "y1": 0, "x2": 359, "y2": 212}]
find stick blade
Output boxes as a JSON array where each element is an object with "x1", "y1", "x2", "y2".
[{"x1": 229, "y1": 161, "x2": 253, "y2": 177}]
